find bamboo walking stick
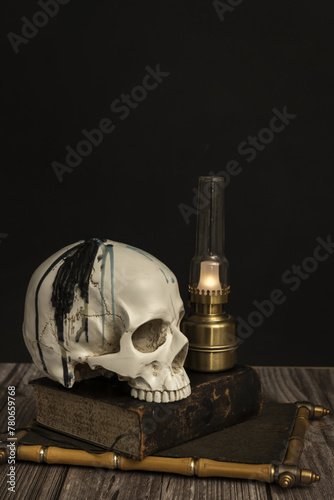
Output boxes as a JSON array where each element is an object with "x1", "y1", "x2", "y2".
[{"x1": 0, "y1": 402, "x2": 328, "y2": 488}]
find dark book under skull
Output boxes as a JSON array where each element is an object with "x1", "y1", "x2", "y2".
[{"x1": 30, "y1": 365, "x2": 262, "y2": 460}]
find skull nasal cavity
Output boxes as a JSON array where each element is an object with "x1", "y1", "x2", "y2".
[
  {"x1": 132, "y1": 319, "x2": 167, "y2": 353},
  {"x1": 172, "y1": 345, "x2": 188, "y2": 374}
]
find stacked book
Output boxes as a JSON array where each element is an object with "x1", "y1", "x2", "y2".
[{"x1": 29, "y1": 365, "x2": 262, "y2": 460}]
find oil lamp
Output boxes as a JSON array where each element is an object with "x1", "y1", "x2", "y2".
[{"x1": 181, "y1": 176, "x2": 239, "y2": 372}]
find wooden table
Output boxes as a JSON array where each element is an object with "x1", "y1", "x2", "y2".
[{"x1": 0, "y1": 364, "x2": 333, "y2": 500}]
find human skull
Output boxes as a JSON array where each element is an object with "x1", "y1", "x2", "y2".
[{"x1": 23, "y1": 239, "x2": 191, "y2": 403}]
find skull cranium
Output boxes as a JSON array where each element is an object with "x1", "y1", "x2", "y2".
[{"x1": 23, "y1": 239, "x2": 190, "y2": 403}]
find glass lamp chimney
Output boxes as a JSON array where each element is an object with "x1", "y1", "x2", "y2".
[{"x1": 189, "y1": 176, "x2": 229, "y2": 296}]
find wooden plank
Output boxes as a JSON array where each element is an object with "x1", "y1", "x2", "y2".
[
  {"x1": 0, "y1": 363, "x2": 40, "y2": 435},
  {"x1": 255, "y1": 366, "x2": 334, "y2": 500},
  {"x1": 0, "y1": 363, "x2": 64, "y2": 500},
  {"x1": 0, "y1": 364, "x2": 333, "y2": 500},
  {"x1": 1, "y1": 462, "x2": 68, "y2": 500},
  {"x1": 57, "y1": 470, "x2": 271, "y2": 500}
]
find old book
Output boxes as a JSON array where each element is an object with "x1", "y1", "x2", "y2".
[{"x1": 30, "y1": 364, "x2": 262, "y2": 460}]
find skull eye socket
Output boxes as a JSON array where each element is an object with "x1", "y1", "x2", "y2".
[{"x1": 132, "y1": 319, "x2": 168, "y2": 353}]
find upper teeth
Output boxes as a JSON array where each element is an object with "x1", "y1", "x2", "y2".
[{"x1": 131, "y1": 384, "x2": 191, "y2": 403}]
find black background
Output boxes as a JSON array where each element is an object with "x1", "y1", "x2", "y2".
[{"x1": 1, "y1": 0, "x2": 333, "y2": 366}]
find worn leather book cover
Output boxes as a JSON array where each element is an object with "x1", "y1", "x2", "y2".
[{"x1": 30, "y1": 364, "x2": 262, "y2": 460}]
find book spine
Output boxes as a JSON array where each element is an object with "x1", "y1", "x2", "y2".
[{"x1": 32, "y1": 384, "x2": 142, "y2": 458}]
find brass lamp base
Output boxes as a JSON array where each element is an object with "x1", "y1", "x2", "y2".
[{"x1": 181, "y1": 286, "x2": 239, "y2": 372}]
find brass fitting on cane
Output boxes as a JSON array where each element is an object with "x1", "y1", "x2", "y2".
[
  {"x1": 0, "y1": 446, "x2": 9, "y2": 464},
  {"x1": 274, "y1": 464, "x2": 320, "y2": 488},
  {"x1": 295, "y1": 401, "x2": 331, "y2": 419}
]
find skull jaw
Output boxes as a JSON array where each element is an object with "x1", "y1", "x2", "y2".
[
  {"x1": 127, "y1": 367, "x2": 191, "y2": 403},
  {"x1": 87, "y1": 356, "x2": 191, "y2": 403},
  {"x1": 130, "y1": 384, "x2": 191, "y2": 403}
]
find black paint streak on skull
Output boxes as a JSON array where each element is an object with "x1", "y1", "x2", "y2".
[
  {"x1": 35, "y1": 242, "x2": 84, "y2": 375},
  {"x1": 51, "y1": 238, "x2": 101, "y2": 346}
]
